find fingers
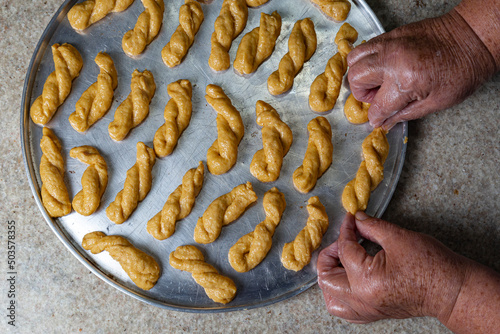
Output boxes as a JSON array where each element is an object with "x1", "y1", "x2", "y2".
[
  {"x1": 317, "y1": 241, "x2": 352, "y2": 302},
  {"x1": 347, "y1": 54, "x2": 384, "y2": 102},
  {"x1": 353, "y1": 211, "x2": 405, "y2": 250},
  {"x1": 378, "y1": 98, "x2": 439, "y2": 130},
  {"x1": 338, "y1": 213, "x2": 369, "y2": 276}
]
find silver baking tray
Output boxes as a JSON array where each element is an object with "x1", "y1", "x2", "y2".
[{"x1": 21, "y1": 0, "x2": 407, "y2": 312}]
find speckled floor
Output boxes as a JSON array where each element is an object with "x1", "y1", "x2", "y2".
[{"x1": 1, "y1": 0, "x2": 499, "y2": 333}]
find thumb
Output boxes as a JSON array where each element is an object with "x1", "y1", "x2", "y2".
[
  {"x1": 338, "y1": 213, "x2": 369, "y2": 276},
  {"x1": 353, "y1": 211, "x2": 405, "y2": 250}
]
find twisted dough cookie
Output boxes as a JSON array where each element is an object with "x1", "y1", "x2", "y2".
[
  {"x1": 342, "y1": 128, "x2": 389, "y2": 214},
  {"x1": 250, "y1": 100, "x2": 293, "y2": 182},
  {"x1": 208, "y1": 0, "x2": 248, "y2": 71},
  {"x1": 106, "y1": 142, "x2": 156, "y2": 224},
  {"x1": 122, "y1": 0, "x2": 164, "y2": 57},
  {"x1": 147, "y1": 161, "x2": 204, "y2": 240},
  {"x1": 228, "y1": 187, "x2": 286, "y2": 273},
  {"x1": 30, "y1": 43, "x2": 83, "y2": 125},
  {"x1": 70, "y1": 146, "x2": 108, "y2": 216},
  {"x1": 40, "y1": 128, "x2": 71, "y2": 217},
  {"x1": 108, "y1": 69, "x2": 156, "y2": 141},
  {"x1": 309, "y1": 23, "x2": 358, "y2": 112},
  {"x1": 267, "y1": 18, "x2": 317, "y2": 96},
  {"x1": 281, "y1": 196, "x2": 328, "y2": 271},
  {"x1": 233, "y1": 11, "x2": 281, "y2": 75},
  {"x1": 169, "y1": 245, "x2": 237, "y2": 304},
  {"x1": 245, "y1": 0, "x2": 269, "y2": 7},
  {"x1": 67, "y1": 0, "x2": 134, "y2": 31},
  {"x1": 161, "y1": 0, "x2": 204, "y2": 68},
  {"x1": 293, "y1": 117, "x2": 333, "y2": 193},
  {"x1": 69, "y1": 52, "x2": 118, "y2": 132},
  {"x1": 344, "y1": 93, "x2": 370, "y2": 124},
  {"x1": 311, "y1": 0, "x2": 351, "y2": 22},
  {"x1": 194, "y1": 182, "x2": 257, "y2": 244},
  {"x1": 82, "y1": 231, "x2": 160, "y2": 290},
  {"x1": 205, "y1": 84, "x2": 244, "y2": 175},
  {"x1": 153, "y1": 79, "x2": 192, "y2": 158}
]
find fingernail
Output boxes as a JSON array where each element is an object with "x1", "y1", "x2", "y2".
[{"x1": 355, "y1": 211, "x2": 370, "y2": 221}]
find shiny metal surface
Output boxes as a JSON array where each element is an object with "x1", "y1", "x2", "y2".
[{"x1": 21, "y1": 0, "x2": 407, "y2": 312}]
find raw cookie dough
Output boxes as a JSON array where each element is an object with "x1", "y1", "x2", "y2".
[
  {"x1": 293, "y1": 116, "x2": 333, "y2": 193},
  {"x1": 122, "y1": 0, "x2": 165, "y2": 57},
  {"x1": 69, "y1": 52, "x2": 118, "y2": 132},
  {"x1": 106, "y1": 142, "x2": 156, "y2": 224},
  {"x1": 108, "y1": 69, "x2": 156, "y2": 141},
  {"x1": 205, "y1": 84, "x2": 244, "y2": 175},
  {"x1": 70, "y1": 146, "x2": 108, "y2": 216},
  {"x1": 194, "y1": 182, "x2": 257, "y2": 244},
  {"x1": 161, "y1": 0, "x2": 204, "y2": 67},
  {"x1": 228, "y1": 187, "x2": 286, "y2": 273},
  {"x1": 208, "y1": 0, "x2": 248, "y2": 71},
  {"x1": 82, "y1": 231, "x2": 160, "y2": 290},
  {"x1": 245, "y1": 0, "x2": 269, "y2": 7},
  {"x1": 153, "y1": 79, "x2": 192, "y2": 157},
  {"x1": 344, "y1": 93, "x2": 370, "y2": 124},
  {"x1": 147, "y1": 161, "x2": 204, "y2": 240},
  {"x1": 39, "y1": 128, "x2": 72, "y2": 217},
  {"x1": 30, "y1": 43, "x2": 83, "y2": 125},
  {"x1": 233, "y1": 11, "x2": 281, "y2": 75},
  {"x1": 342, "y1": 128, "x2": 389, "y2": 214},
  {"x1": 311, "y1": 0, "x2": 351, "y2": 22},
  {"x1": 281, "y1": 196, "x2": 328, "y2": 271},
  {"x1": 250, "y1": 100, "x2": 293, "y2": 182},
  {"x1": 67, "y1": 0, "x2": 135, "y2": 31},
  {"x1": 267, "y1": 18, "x2": 317, "y2": 96},
  {"x1": 169, "y1": 245, "x2": 237, "y2": 304}
]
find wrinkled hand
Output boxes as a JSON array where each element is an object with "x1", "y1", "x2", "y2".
[{"x1": 347, "y1": 10, "x2": 496, "y2": 130}]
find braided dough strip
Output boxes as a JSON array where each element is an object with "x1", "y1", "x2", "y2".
[
  {"x1": 342, "y1": 128, "x2": 389, "y2": 214},
  {"x1": 161, "y1": 0, "x2": 204, "y2": 68},
  {"x1": 169, "y1": 245, "x2": 237, "y2": 304},
  {"x1": 69, "y1": 52, "x2": 118, "y2": 132},
  {"x1": 245, "y1": 0, "x2": 269, "y2": 7},
  {"x1": 344, "y1": 93, "x2": 370, "y2": 124},
  {"x1": 293, "y1": 116, "x2": 333, "y2": 193},
  {"x1": 208, "y1": 0, "x2": 248, "y2": 71},
  {"x1": 309, "y1": 23, "x2": 358, "y2": 112},
  {"x1": 82, "y1": 231, "x2": 160, "y2": 290},
  {"x1": 106, "y1": 142, "x2": 156, "y2": 224},
  {"x1": 250, "y1": 100, "x2": 293, "y2": 182},
  {"x1": 70, "y1": 146, "x2": 108, "y2": 216},
  {"x1": 67, "y1": 0, "x2": 135, "y2": 31},
  {"x1": 147, "y1": 161, "x2": 204, "y2": 240},
  {"x1": 228, "y1": 187, "x2": 286, "y2": 273},
  {"x1": 233, "y1": 11, "x2": 282, "y2": 75},
  {"x1": 108, "y1": 69, "x2": 156, "y2": 141},
  {"x1": 40, "y1": 128, "x2": 72, "y2": 217},
  {"x1": 311, "y1": 0, "x2": 351, "y2": 22},
  {"x1": 267, "y1": 18, "x2": 317, "y2": 96},
  {"x1": 30, "y1": 43, "x2": 83, "y2": 125},
  {"x1": 122, "y1": 0, "x2": 165, "y2": 57},
  {"x1": 194, "y1": 182, "x2": 257, "y2": 244},
  {"x1": 281, "y1": 196, "x2": 328, "y2": 271},
  {"x1": 205, "y1": 84, "x2": 244, "y2": 175}
]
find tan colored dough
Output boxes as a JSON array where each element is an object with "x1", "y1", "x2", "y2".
[
  {"x1": 245, "y1": 0, "x2": 269, "y2": 7},
  {"x1": 311, "y1": 0, "x2": 351, "y2": 22},
  {"x1": 344, "y1": 93, "x2": 370, "y2": 124},
  {"x1": 67, "y1": 0, "x2": 135, "y2": 31}
]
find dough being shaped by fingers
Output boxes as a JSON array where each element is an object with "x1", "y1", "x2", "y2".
[
  {"x1": 311, "y1": 0, "x2": 351, "y2": 22},
  {"x1": 30, "y1": 43, "x2": 83, "y2": 125},
  {"x1": 245, "y1": 0, "x2": 269, "y2": 7},
  {"x1": 169, "y1": 245, "x2": 237, "y2": 304},
  {"x1": 309, "y1": 23, "x2": 358, "y2": 112},
  {"x1": 161, "y1": 0, "x2": 204, "y2": 68},
  {"x1": 147, "y1": 161, "x2": 204, "y2": 240},
  {"x1": 344, "y1": 93, "x2": 369, "y2": 124},
  {"x1": 69, "y1": 52, "x2": 118, "y2": 132},
  {"x1": 67, "y1": 0, "x2": 135, "y2": 31},
  {"x1": 234, "y1": 11, "x2": 281, "y2": 75},
  {"x1": 106, "y1": 142, "x2": 156, "y2": 224},
  {"x1": 122, "y1": 0, "x2": 165, "y2": 57},
  {"x1": 70, "y1": 146, "x2": 108, "y2": 216},
  {"x1": 228, "y1": 187, "x2": 286, "y2": 273},
  {"x1": 108, "y1": 69, "x2": 156, "y2": 141},
  {"x1": 208, "y1": 0, "x2": 248, "y2": 71},
  {"x1": 205, "y1": 84, "x2": 244, "y2": 175},
  {"x1": 342, "y1": 128, "x2": 389, "y2": 214},
  {"x1": 194, "y1": 182, "x2": 257, "y2": 244},
  {"x1": 154, "y1": 79, "x2": 192, "y2": 157},
  {"x1": 250, "y1": 100, "x2": 293, "y2": 182},
  {"x1": 267, "y1": 18, "x2": 317, "y2": 96},
  {"x1": 293, "y1": 116, "x2": 333, "y2": 193},
  {"x1": 281, "y1": 196, "x2": 328, "y2": 271},
  {"x1": 40, "y1": 128, "x2": 71, "y2": 217},
  {"x1": 82, "y1": 231, "x2": 160, "y2": 290}
]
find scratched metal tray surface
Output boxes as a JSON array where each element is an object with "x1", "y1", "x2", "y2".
[{"x1": 21, "y1": 0, "x2": 407, "y2": 312}]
